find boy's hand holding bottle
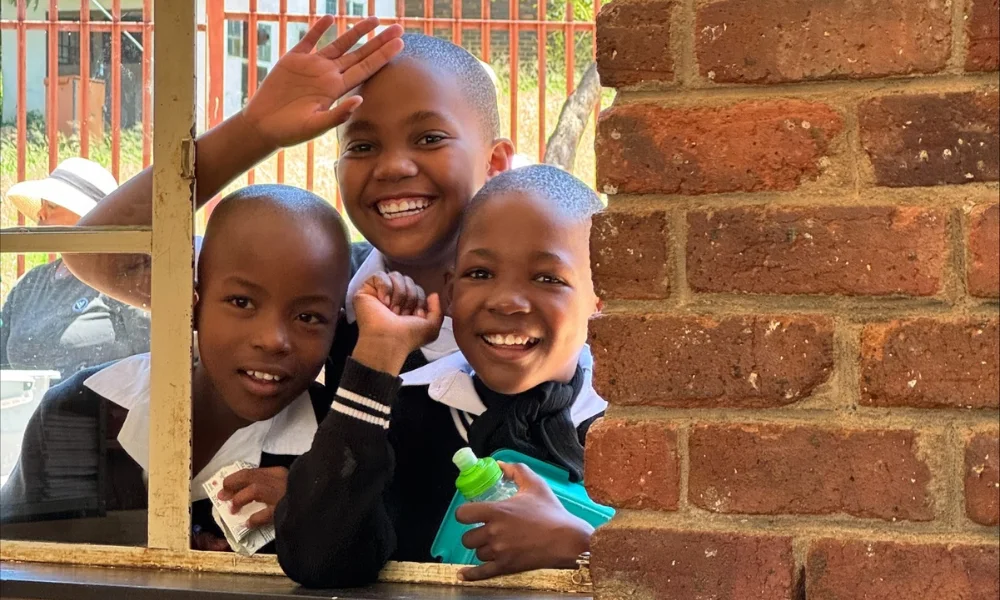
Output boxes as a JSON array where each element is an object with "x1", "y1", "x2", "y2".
[
  {"x1": 352, "y1": 272, "x2": 444, "y2": 375},
  {"x1": 455, "y1": 462, "x2": 594, "y2": 581}
]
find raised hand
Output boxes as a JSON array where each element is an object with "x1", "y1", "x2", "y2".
[
  {"x1": 241, "y1": 16, "x2": 403, "y2": 149},
  {"x1": 352, "y1": 271, "x2": 444, "y2": 375}
]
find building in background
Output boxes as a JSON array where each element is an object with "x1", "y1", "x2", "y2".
[{"x1": 1, "y1": 0, "x2": 394, "y2": 134}]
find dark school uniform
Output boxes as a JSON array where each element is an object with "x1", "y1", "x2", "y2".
[
  {"x1": 275, "y1": 348, "x2": 607, "y2": 588},
  {"x1": 1, "y1": 353, "x2": 329, "y2": 553},
  {"x1": 323, "y1": 243, "x2": 460, "y2": 400}
]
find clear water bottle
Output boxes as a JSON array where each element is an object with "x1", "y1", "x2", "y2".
[{"x1": 452, "y1": 447, "x2": 518, "y2": 502}]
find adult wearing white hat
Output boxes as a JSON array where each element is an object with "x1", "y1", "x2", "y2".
[{"x1": 1, "y1": 158, "x2": 150, "y2": 378}]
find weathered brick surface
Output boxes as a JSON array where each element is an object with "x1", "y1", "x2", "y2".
[
  {"x1": 589, "y1": 315, "x2": 834, "y2": 408},
  {"x1": 807, "y1": 540, "x2": 1000, "y2": 600},
  {"x1": 591, "y1": 211, "x2": 669, "y2": 300},
  {"x1": 859, "y1": 92, "x2": 1000, "y2": 187},
  {"x1": 592, "y1": 526, "x2": 795, "y2": 600},
  {"x1": 968, "y1": 204, "x2": 1000, "y2": 298},
  {"x1": 861, "y1": 319, "x2": 1000, "y2": 409},
  {"x1": 967, "y1": 0, "x2": 1000, "y2": 71},
  {"x1": 697, "y1": 0, "x2": 951, "y2": 84},
  {"x1": 596, "y1": 0, "x2": 673, "y2": 86},
  {"x1": 596, "y1": 101, "x2": 843, "y2": 195},
  {"x1": 584, "y1": 418, "x2": 679, "y2": 510},
  {"x1": 689, "y1": 424, "x2": 935, "y2": 521},
  {"x1": 965, "y1": 432, "x2": 1000, "y2": 526},
  {"x1": 687, "y1": 206, "x2": 947, "y2": 296}
]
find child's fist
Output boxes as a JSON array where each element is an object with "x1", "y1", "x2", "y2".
[{"x1": 352, "y1": 272, "x2": 444, "y2": 375}]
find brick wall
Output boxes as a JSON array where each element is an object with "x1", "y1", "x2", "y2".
[{"x1": 586, "y1": 0, "x2": 1000, "y2": 598}]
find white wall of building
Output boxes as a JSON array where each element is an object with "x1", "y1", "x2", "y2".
[{"x1": 4, "y1": 0, "x2": 208, "y2": 134}]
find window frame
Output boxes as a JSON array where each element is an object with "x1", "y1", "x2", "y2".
[{"x1": 0, "y1": 2, "x2": 589, "y2": 594}]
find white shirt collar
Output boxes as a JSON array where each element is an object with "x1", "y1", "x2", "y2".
[
  {"x1": 82, "y1": 352, "x2": 318, "y2": 502},
  {"x1": 344, "y1": 248, "x2": 459, "y2": 362},
  {"x1": 399, "y1": 345, "x2": 607, "y2": 427}
]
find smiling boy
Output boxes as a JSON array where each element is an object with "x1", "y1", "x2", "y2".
[
  {"x1": 2, "y1": 185, "x2": 351, "y2": 552},
  {"x1": 275, "y1": 166, "x2": 607, "y2": 586}
]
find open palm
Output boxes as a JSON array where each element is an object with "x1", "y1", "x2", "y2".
[{"x1": 242, "y1": 16, "x2": 403, "y2": 148}]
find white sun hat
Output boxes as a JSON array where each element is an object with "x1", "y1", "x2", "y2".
[{"x1": 6, "y1": 157, "x2": 118, "y2": 222}]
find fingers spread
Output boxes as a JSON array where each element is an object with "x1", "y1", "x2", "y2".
[
  {"x1": 317, "y1": 16, "x2": 380, "y2": 59},
  {"x1": 290, "y1": 15, "x2": 335, "y2": 53}
]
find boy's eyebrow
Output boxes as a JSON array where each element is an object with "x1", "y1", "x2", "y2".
[
  {"x1": 223, "y1": 276, "x2": 335, "y2": 304},
  {"x1": 467, "y1": 248, "x2": 574, "y2": 265},
  {"x1": 405, "y1": 110, "x2": 451, "y2": 127},
  {"x1": 224, "y1": 275, "x2": 266, "y2": 292},
  {"x1": 467, "y1": 248, "x2": 496, "y2": 259},
  {"x1": 530, "y1": 250, "x2": 572, "y2": 264},
  {"x1": 293, "y1": 293, "x2": 337, "y2": 305},
  {"x1": 342, "y1": 119, "x2": 377, "y2": 137}
]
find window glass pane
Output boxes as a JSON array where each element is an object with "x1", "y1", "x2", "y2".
[
  {"x1": 258, "y1": 24, "x2": 273, "y2": 63},
  {"x1": 1, "y1": 6, "x2": 153, "y2": 231},
  {"x1": 1, "y1": 252, "x2": 152, "y2": 546}
]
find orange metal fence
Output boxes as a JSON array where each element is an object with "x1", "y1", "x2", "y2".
[{"x1": 1, "y1": 0, "x2": 599, "y2": 276}]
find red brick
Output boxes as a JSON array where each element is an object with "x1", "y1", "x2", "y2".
[
  {"x1": 861, "y1": 319, "x2": 1000, "y2": 409},
  {"x1": 967, "y1": 0, "x2": 1000, "y2": 71},
  {"x1": 592, "y1": 526, "x2": 794, "y2": 600},
  {"x1": 597, "y1": 101, "x2": 843, "y2": 195},
  {"x1": 584, "y1": 419, "x2": 679, "y2": 510},
  {"x1": 689, "y1": 424, "x2": 935, "y2": 521},
  {"x1": 589, "y1": 314, "x2": 834, "y2": 408},
  {"x1": 859, "y1": 92, "x2": 1000, "y2": 187},
  {"x1": 807, "y1": 539, "x2": 1000, "y2": 600},
  {"x1": 597, "y1": 0, "x2": 674, "y2": 87},
  {"x1": 965, "y1": 432, "x2": 1000, "y2": 526},
  {"x1": 591, "y1": 210, "x2": 669, "y2": 300},
  {"x1": 697, "y1": 0, "x2": 950, "y2": 84},
  {"x1": 687, "y1": 206, "x2": 947, "y2": 296},
  {"x1": 968, "y1": 204, "x2": 1000, "y2": 298}
]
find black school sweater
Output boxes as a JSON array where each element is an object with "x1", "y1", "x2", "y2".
[
  {"x1": 0, "y1": 363, "x2": 330, "y2": 552},
  {"x1": 273, "y1": 358, "x2": 601, "y2": 588}
]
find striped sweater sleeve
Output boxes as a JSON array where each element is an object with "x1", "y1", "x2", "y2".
[{"x1": 275, "y1": 358, "x2": 402, "y2": 588}]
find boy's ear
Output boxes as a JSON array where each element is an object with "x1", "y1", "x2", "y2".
[
  {"x1": 591, "y1": 296, "x2": 604, "y2": 319},
  {"x1": 443, "y1": 268, "x2": 456, "y2": 316},
  {"x1": 487, "y1": 138, "x2": 515, "y2": 178}
]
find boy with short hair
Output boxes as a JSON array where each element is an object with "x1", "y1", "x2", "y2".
[
  {"x1": 2, "y1": 184, "x2": 352, "y2": 552},
  {"x1": 325, "y1": 31, "x2": 515, "y2": 388},
  {"x1": 274, "y1": 165, "x2": 607, "y2": 586}
]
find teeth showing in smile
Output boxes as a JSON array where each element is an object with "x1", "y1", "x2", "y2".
[
  {"x1": 377, "y1": 198, "x2": 430, "y2": 220},
  {"x1": 243, "y1": 370, "x2": 283, "y2": 382},
  {"x1": 482, "y1": 333, "x2": 539, "y2": 347}
]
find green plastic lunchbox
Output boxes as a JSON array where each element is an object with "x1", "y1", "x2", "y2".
[{"x1": 430, "y1": 449, "x2": 615, "y2": 565}]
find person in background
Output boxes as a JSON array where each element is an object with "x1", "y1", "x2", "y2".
[{"x1": 1, "y1": 158, "x2": 151, "y2": 379}]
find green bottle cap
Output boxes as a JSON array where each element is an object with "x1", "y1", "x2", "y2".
[{"x1": 452, "y1": 447, "x2": 503, "y2": 500}]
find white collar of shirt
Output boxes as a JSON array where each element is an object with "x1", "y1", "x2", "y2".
[
  {"x1": 82, "y1": 352, "x2": 318, "y2": 502},
  {"x1": 344, "y1": 248, "x2": 458, "y2": 362},
  {"x1": 400, "y1": 345, "x2": 607, "y2": 432}
]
